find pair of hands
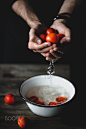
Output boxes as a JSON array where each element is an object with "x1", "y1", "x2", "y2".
[{"x1": 28, "y1": 19, "x2": 71, "y2": 62}]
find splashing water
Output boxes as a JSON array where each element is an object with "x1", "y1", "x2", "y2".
[
  {"x1": 25, "y1": 86, "x2": 69, "y2": 105},
  {"x1": 47, "y1": 60, "x2": 55, "y2": 86}
]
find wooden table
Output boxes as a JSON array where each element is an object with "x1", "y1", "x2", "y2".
[{"x1": 0, "y1": 64, "x2": 85, "y2": 129}]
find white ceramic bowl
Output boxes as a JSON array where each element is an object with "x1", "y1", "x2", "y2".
[{"x1": 19, "y1": 75, "x2": 75, "y2": 117}]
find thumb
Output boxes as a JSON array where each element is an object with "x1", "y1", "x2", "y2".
[
  {"x1": 65, "y1": 28, "x2": 71, "y2": 42},
  {"x1": 29, "y1": 28, "x2": 42, "y2": 44},
  {"x1": 36, "y1": 36, "x2": 42, "y2": 44},
  {"x1": 60, "y1": 28, "x2": 71, "y2": 44}
]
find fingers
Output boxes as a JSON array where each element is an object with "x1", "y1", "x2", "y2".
[
  {"x1": 53, "y1": 43, "x2": 70, "y2": 54},
  {"x1": 28, "y1": 26, "x2": 71, "y2": 62},
  {"x1": 28, "y1": 41, "x2": 52, "y2": 52},
  {"x1": 28, "y1": 28, "x2": 53, "y2": 53},
  {"x1": 65, "y1": 28, "x2": 71, "y2": 38},
  {"x1": 60, "y1": 28, "x2": 71, "y2": 44},
  {"x1": 41, "y1": 52, "x2": 50, "y2": 57},
  {"x1": 41, "y1": 48, "x2": 63, "y2": 61},
  {"x1": 41, "y1": 43, "x2": 70, "y2": 61},
  {"x1": 49, "y1": 49, "x2": 63, "y2": 59},
  {"x1": 46, "y1": 55, "x2": 56, "y2": 61},
  {"x1": 29, "y1": 28, "x2": 42, "y2": 45},
  {"x1": 34, "y1": 45, "x2": 53, "y2": 53}
]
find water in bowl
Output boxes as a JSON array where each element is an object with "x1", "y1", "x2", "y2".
[
  {"x1": 25, "y1": 61, "x2": 69, "y2": 105},
  {"x1": 25, "y1": 85, "x2": 69, "y2": 105}
]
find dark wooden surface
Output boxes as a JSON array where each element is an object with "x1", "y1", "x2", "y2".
[{"x1": 0, "y1": 64, "x2": 86, "y2": 129}]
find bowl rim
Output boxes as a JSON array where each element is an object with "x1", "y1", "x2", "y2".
[{"x1": 19, "y1": 75, "x2": 76, "y2": 108}]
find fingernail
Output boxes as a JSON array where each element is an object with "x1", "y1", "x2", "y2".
[
  {"x1": 50, "y1": 49, "x2": 53, "y2": 53},
  {"x1": 46, "y1": 57, "x2": 49, "y2": 60},
  {"x1": 66, "y1": 36, "x2": 71, "y2": 42},
  {"x1": 37, "y1": 39, "x2": 42, "y2": 44},
  {"x1": 45, "y1": 42, "x2": 51, "y2": 46},
  {"x1": 48, "y1": 43, "x2": 51, "y2": 46},
  {"x1": 53, "y1": 44, "x2": 56, "y2": 48},
  {"x1": 53, "y1": 48, "x2": 57, "y2": 51},
  {"x1": 61, "y1": 39, "x2": 66, "y2": 44}
]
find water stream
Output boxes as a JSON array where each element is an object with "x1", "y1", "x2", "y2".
[{"x1": 47, "y1": 60, "x2": 55, "y2": 87}]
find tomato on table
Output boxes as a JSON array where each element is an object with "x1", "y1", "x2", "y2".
[
  {"x1": 39, "y1": 34, "x2": 46, "y2": 42},
  {"x1": 56, "y1": 96, "x2": 67, "y2": 103},
  {"x1": 46, "y1": 28, "x2": 56, "y2": 35},
  {"x1": 4, "y1": 94, "x2": 16, "y2": 104},
  {"x1": 17, "y1": 116, "x2": 30, "y2": 128},
  {"x1": 46, "y1": 33, "x2": 59, "y2": 44},
  {"x1": 49, "y1": 102, "x2": 59, "y2": 106}
]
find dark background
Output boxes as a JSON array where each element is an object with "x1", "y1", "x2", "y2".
[
  {"x1": 0, "y1": 0, "x2": 66, "y2": 64},
  {"x1": 0, "y1": 0, "x2": 86, "y2": 64},
  {"x1": 0, "y1": 0, "x2": 68, "y2": 64},
  {"x1": 0, "y1": 1, "x2": 10, "y2": 63}
]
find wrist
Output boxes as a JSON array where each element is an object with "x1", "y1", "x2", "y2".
[
  {"x1": 54, "y1": 13, "x2": 71, "y2": 21},
  {"x1": 53, "y1": 13, "x2": 71, "y2": 24},
  {"x1": 53, "y1": 18, "x2": 67, "y2": 26},
  {"x1": 28, "y1": 20, "x2": 47, "y2": 34},
  {"x1": 26, "y1": 19, "x2": 42, "y2": 28},
  {"x1": 26, "y1": 16, "x2": 47, "y2": 29}
]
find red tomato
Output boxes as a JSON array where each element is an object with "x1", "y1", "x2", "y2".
[
  {"x1": 39, "y1": 34, "x2": 46, "y2": 42},
  {"x1": 49, "y1": 102, "x2": 59, "y2": 106},
  {"x1": 57, "y1": 34, "x2": 65, "y2": 40},
  {"x1": 46, "y1": 28, "x2": 56, "y2": 35},
  {"x1": 4, "y1": 94, "x2": 16, "y2": 104},
  {"x1": 17, "y1": 116, "x2": 30, "y2": 128},
  {"x1": 36, "y1": 100, "x2": 45, "y2": 105},
  {"x1": 29, "y1": 96, "x2": 39, "y2": 103},
  {"x1": 46, "y1": 33, "x2": 59, "y2": 44},
  {"x1": 56, "y1": 96, "x2": 67, "y2": 103}
]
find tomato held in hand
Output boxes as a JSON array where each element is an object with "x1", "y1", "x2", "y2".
[
  {"x1": 56, "y1": 96, "x2": 67, "y2": 103},
  {"x1": 17, "y1": 116, "x2": 30, "y2": 128},
  {"x1": 49, "y1": 102, "x2": 59, "y2": 106},
  {"x1": 46, "y1": 28, "x2": 56, "y2": 35},
  {"x1": 39, "y1": 34, "x2": 46, "y2": 42},
  {"x1": 57, "y1": 34, "x2": 65, "y2": 40},
  {"x1": 4, "y1": 94, "x2": 16, "y2": 104},
  {"x1": 46, "y1": 33, "x2": 59, "y2": 44}
]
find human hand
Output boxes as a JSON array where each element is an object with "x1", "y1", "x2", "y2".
[
  {"x1": 28, "y1": 24, "x2": 53, "y2": 56},
  {"x1": 44, "y1": 19, "x2": 71, "y2": 61}
]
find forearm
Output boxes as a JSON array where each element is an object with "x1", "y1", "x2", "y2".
[
  {"x1": 12, "y1": 0, "x2": 43, "y2": 28},
  {"x1": 58, "y1": 0, "x2": 84, "y2": 15}
]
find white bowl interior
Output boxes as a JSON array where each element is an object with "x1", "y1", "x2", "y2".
[{"x1": 20, "y1": 75, "x2": 75, "y2": 104}]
